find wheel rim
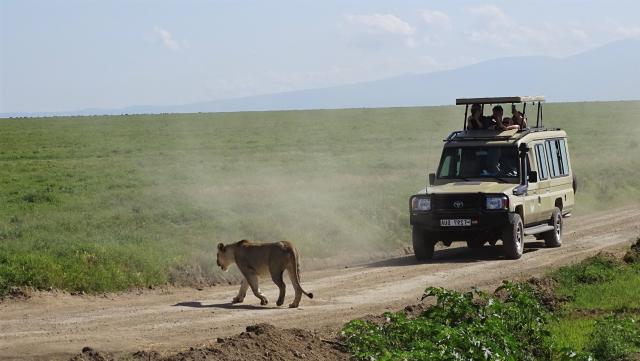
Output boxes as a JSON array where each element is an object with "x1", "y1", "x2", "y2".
[
  {"x1": 516, "y1": 222, "x2": 523, "y2": 249},
  {"x1": 555, "y1": 213, "x2": 562, "y2": 238}
]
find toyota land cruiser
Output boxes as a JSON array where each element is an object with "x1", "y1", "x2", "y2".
[{"x1": 409, "y1": 96, "x2": 575, "y2": 260}]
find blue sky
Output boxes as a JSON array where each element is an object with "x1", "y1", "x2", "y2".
[{"x1": 1, "y1": 0, "x2": 639, "y2": 113}]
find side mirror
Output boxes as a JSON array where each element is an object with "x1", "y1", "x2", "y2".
[
  {"x1": 528, "y1": 171, "x2": 538, "y2": 183},
  {"x1": 428, "y1": 173, "x2": 436, "y2": 186}
]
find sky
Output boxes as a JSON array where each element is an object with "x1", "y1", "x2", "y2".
[{"x1": 1, "y1": 0, "x2": 640, "y2": 114}]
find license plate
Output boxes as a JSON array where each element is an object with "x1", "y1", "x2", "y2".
[{"x1": 440, "y1": 219, "x2": 471, "y2": 227}]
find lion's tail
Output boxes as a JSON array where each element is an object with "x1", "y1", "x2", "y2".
[{"x1": 285, "y1": 242, "x2": 313, "y2": 299}]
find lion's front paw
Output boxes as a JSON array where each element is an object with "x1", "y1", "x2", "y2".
[
  {"x1": 260, "y1": 297, "x2": 269, "y2": 306},
  {"x1": 232, "y1": 297, "x2": 243, "y2": 304}
]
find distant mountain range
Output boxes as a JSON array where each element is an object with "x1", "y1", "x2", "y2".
[{"x1": 3, "y1": 39, "x2": 640, "y2": 118}]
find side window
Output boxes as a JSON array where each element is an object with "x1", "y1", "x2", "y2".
[
  {"x1": 546, "y1": 140, "x2": 561, "y2": 177},
  {"x1": 438, "y1": 148, "x2": 461, "y2": 177},
  {"x1": 535, "y1": 144, "x2": 549, "y2": 180},
  {"x1": 440, "y1": 155, "x2": 452, "y2": 177},
  {"x1": 558, "y1": 139, "x2": 570, "y2": 176}
]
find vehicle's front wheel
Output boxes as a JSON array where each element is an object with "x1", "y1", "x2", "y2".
[
  {"x1": 502, "y1": 213, "x2": 524, "y2": 259},
  {"x1": 412, "y1": 226, "x2": 435, "y2": 261},
  {"x1": 543, "y1": 207, "x2": 563, "y2": 248}
]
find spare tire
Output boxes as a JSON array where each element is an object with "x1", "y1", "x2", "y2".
[{"x1": 573, "y1": 174, "x2": 578, "y2": 193}]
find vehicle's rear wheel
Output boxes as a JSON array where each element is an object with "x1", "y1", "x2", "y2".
[
  {"x1": 502, "y1": 213, "x2": 524, "y2": 259},
  {"x1": 412, "y1": 226, "x2": 435, "y2": 261},
  {"x1": 466, "y1": 239, "x2": 485, "y2": 249},
  {"x1": 543, "y1": 207, "x2": 563, "y2": 248}
]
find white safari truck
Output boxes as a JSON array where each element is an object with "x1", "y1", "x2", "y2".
[{"x1": 410, "y1": 96, "x2": 575, "y2": 260}]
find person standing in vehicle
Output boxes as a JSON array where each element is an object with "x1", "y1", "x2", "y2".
[
  {"x1": 467, "y1": 104, "x2": 483, "y2": 129},
  {"x1": 510, "y1": 104, "x2": 528, "y2": 129},
  {"x1": 489, "y1": 105, "x2": 507, "y2": 131},
  {"x1": 468, "y1": 104, "x2": 494, "y2": 130}
]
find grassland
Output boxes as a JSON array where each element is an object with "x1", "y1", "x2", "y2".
[
  {"x1": 549, "y1": 242, "x2": 640, "y2": 357},
  {"x1": 1, "y1": 101, "x2": 639, "y2": 293}
]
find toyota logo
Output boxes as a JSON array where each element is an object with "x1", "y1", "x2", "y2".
[{"x1": 453, "y1": 201, "x2": 464, "y2": 208}]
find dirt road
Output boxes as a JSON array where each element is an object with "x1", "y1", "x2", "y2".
[{"x1": 2, "y1": 206, "x2": 639, "y2": 360}]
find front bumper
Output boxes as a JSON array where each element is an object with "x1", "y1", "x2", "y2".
[{"x1": 410, "y1": 210, "x2": 510, "y2": 241}]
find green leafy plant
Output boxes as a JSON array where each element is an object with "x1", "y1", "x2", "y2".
[{"x1": 342, "y1": 281, "x2": 553, "y2": 361}]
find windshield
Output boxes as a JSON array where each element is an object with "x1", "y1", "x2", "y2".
[{"x1": 437, "y1": 146, "x2": 519, "y2": 179}]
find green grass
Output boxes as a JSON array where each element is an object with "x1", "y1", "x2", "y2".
[
  {"x1": 553, "y1": 253, "x2": 640, "y2": 311},
  {"x1": 549, "y1": 243, "x2": 640, "y2": 358},
  {"x1": 1, "y1": 101, "x2": 640, "y2": 293},
  {"x1": 548, "y1": 318, "x2": 595, "y2": 352}
]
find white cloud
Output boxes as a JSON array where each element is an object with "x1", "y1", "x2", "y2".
[
  {"x1": 419, "y1": 9, "x2": 451, "y2": 30},
  {"x1": 344, "y1": 14, "x2": 415, "y2": 36},
  {"x1": 463, "y1": 6, "x2": 590, "y2": 51},
  {"x1": 570, "y1": 28, "x2": 589, "y2": 43},
  {"x1": 466, "y1": 4, "x2": 509, "y2": 25},
  {"x1": 613, "y1": 24, "x2": 640, "y2": 38},
  {"x1": 153, "y1": 26, "x2": 181, "y2": 51},
  {"x1": 343, "y1": 13, "x2": 417, "y2": 48}
]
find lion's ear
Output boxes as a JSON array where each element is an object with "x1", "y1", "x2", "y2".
[{"x1": 217, "y1": 243, "x2": 225, "y2": 252}]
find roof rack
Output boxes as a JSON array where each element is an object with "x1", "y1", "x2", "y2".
[
  {"x1": 444, "y1": 127, "x2": 562, "y2": 142},
  {"x1": 459, "y1": 95, "x2": 546, "y2": 130},
  {"x1": 456, "y1": 96, "x2": 545, "y2": 105}
]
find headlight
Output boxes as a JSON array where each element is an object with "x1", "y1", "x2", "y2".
[
  {"x1": 411, "y1": 196, "x2": 431, "y2": 211},
  {"x1": 485, "y1": 195, "x2": 509, "y2": 210}
]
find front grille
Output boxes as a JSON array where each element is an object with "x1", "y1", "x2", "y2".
[{"x1": 431, "y1": 193, "x2": 483, "y2": 211}]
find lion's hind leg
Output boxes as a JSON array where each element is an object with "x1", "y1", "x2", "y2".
[
  {"x1": 286, "y1": 265, "x2": 303, "y2": 308},
  {"x1": 270, "y1": 269, "x2": 286, "y2": 306}
]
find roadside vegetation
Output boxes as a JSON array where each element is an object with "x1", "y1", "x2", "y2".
[
  {"x1": 342, "y1": 238, "x2": 640, "y2": 360},
  {"x1": 1, "y1": 101, "x2": 640, "y2": 294}
]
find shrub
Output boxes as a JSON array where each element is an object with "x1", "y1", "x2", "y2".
[{"x1": 341, "y1": 281, "x2": 553, "y2": 361}]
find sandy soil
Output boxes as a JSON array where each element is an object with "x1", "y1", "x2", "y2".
[{"x1": 1, "y1": 206, "x2": 639, "y2": 361}]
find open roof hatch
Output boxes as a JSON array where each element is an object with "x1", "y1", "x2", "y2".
[{"x1": 456, "y1": 96, "x2": 546, "y2": 130}]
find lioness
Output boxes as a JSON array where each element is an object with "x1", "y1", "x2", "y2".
[{"x1": 216, "y1": 240, "x2": 314, "y2": 308}]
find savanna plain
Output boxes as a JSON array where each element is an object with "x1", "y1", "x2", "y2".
[{"x1": 1, "y1": 101, "x2": 640, "y2": 360}]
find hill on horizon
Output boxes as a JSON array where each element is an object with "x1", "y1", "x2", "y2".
[{"x1": 3, "y1": 38, "x2": 640, "y2": 117}]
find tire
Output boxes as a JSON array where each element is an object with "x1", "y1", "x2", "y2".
[
  {"x1": 466, "y1": 239, "x2": 485, "y2": 249},
  {"x1": 543, "y1": 207, "x2": 563, "y2": 248},
  {"x1": 412, "y1": 226, "x2": 435, "y2": 261},
  {"x1": 502, "y1": 213, "x2": 524, "y2": 259},
  {"x1": 572, "y1": 174, "x2": 578, "y2": 193}
]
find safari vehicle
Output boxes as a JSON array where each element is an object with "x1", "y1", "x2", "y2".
[{"x1": 409, "y1": 96, "x2": 575, "y2": 260}]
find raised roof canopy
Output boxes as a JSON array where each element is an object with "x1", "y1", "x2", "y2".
[{"x1": 456, "y1": 96, "x2": 545, "y2": 105}]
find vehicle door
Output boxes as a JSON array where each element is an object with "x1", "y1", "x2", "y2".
[
  {"x1": 545, "y1": 138, "x2": 572, "y2": 216},
  {"x1": 535, "y1": 142, "x2": 553, "y2": 221},
  {"x1": 523, "y1": 142, "x2": 550, "y2": 224}
]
